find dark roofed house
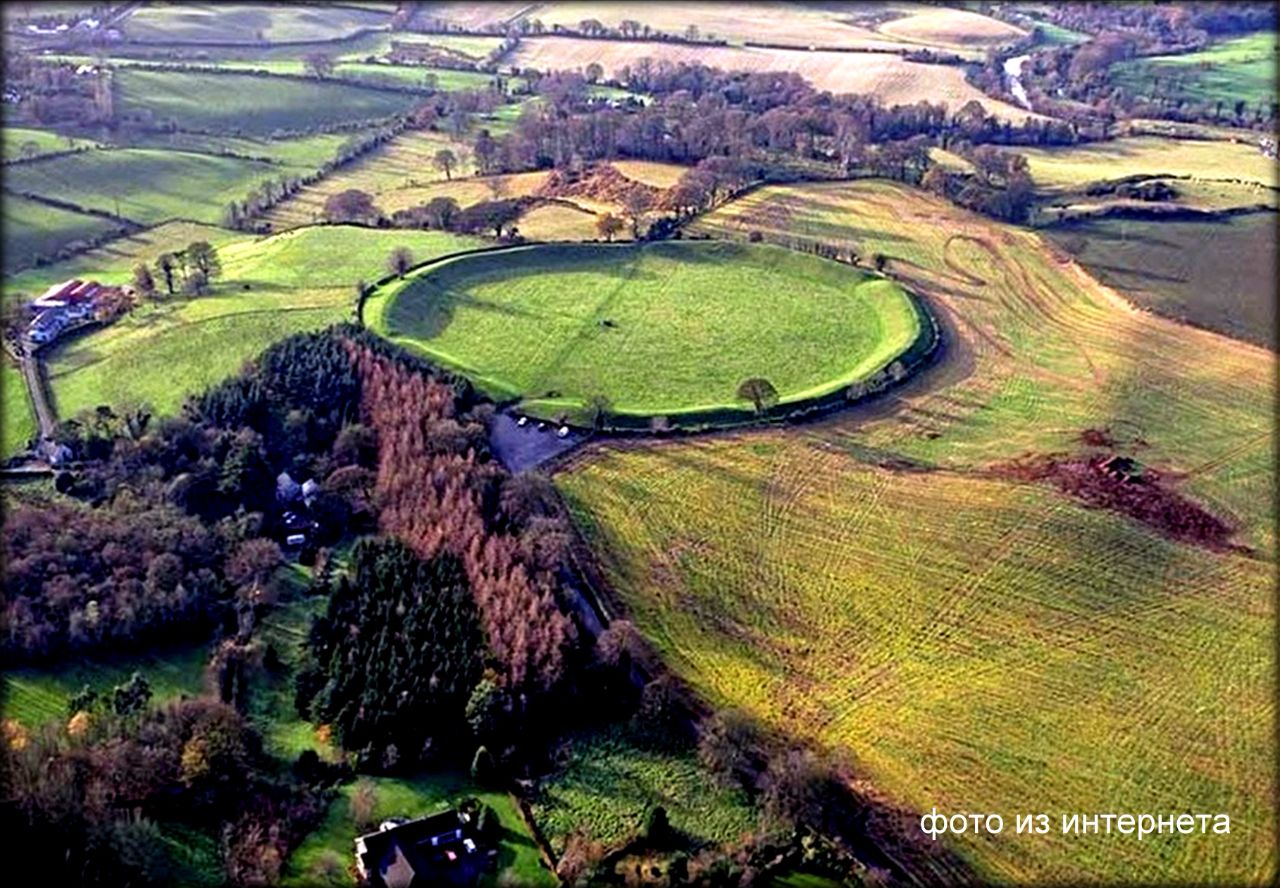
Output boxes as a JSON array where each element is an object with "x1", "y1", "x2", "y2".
[{"x1": 354, "y1": 805, "x2": 492, "y2": 888}]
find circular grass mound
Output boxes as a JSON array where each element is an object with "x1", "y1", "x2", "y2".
[{"x1": 368, "y1": 241, "x2": 925, "y2": 425}]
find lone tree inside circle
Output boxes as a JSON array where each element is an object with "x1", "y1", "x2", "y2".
[{"x1": 737, "y1": 377, "x2": 779, "y2": 415}]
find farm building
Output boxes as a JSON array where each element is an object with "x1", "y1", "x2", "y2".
[
  {"x1": 354, "y1": 806, "x2": 492, "y2": 887},
  {"x1": 26, "y1": 279, "x2": 131, "y2": 344}
]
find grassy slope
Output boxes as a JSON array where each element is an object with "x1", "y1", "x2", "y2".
[
  {"x1": 5, "y1": 149, "x2": 278, "y2": 225},
  {"x1": 2, "y1": 358, "x2": 36, "y2": 457},
  {"x1": 2, "y1": 193, "x2": 121, "y2": 273},
  {"x1": 1111, "y1": 31, "x2": 1278, "y2": 109},
  {"x1": 122, "y1": 3, "x2": 391, "y2": 44},
  {"x1": 531, "y1": 725, "x2": 760, "y2": 856},
  {"x1": 369, "y1": 241, "x2": 921, "y2": 417},
  {"x1": 559, "y1": 180, "x2": 1275, "y2": 884},
  {"x1": 116, "y1": 67, "x2": 416, "y2": 136},
  {"x1": 1016, "y1": 136, "x2": 1279, "y2": 191},
  {"x1": 2, "y1": 643, "x2": 210, "y2": 728},
  {"x1": 3, "y1": 126, "x2": 95, "y2": 161},
  {"x1": 262, "y1": 128, "x2": 476, "y2": 229},
  {"x1": 1046, "y1": 212, "x2": 1277, "y2": 350},
  {"x1": 282, "y1": 772, "x2": 555, "y2": 888},
  {"x1": 20, "y1": 225, "x2": 480, "y2": 421}
]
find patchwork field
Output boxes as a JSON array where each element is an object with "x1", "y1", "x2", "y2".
[
  {"x1": 1111, "y1": 31, "x2": 1278, "y2": 111},
  {"x1": 262, "y1": 128, "x2": 476, "y2": 229},
  {"x1": 122, "y1": 2, "x2": 392, "y2": 44},
  {"x1": 508, "y1": 38, "x2": 1037, "y2": 120},
  {"x1": 555, "y1": 179, "x2": 1276, "y2": 884},
  {"x1": 19, "y1": 225, "x2": 480, "y2": 422},
  {"x1": 1046, "y1": 212, "x2": 1278, "y2": 349},
  {"x1": 1014, "y1": 136, "x2": 1279, "y2": 191},
  {"x1": 876, "y1": 6, "x2": 1025, "y2": 49},
  {"x1": 2, "y1": 194, "x2": 124, "y2": 273},
  {"x1": 5, "y1": 148, "x2": 280, "y2": 227},
  {"x1": 368, "y1": 240, "x2": 923, "y2": 419},
  {"x1": 116, "y1": 67, "x2": 417, "y2": 136}
]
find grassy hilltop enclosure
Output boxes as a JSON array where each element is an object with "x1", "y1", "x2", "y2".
[{"x1": 368, "y1": 240, "x2": 925, "y2": 423}]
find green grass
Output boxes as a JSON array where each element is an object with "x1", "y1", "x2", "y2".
[
  {"x1": 1014, "y1": 136, "x2": 1279, "y2": 191},
  {"x1": 254, "y1": 594, "x2": 334, "y2": 761},
  {"x1": 530, "y1": 725, "x2": 761, "y2": 856},
  {"x1": 1046, "y1": 211, "x2": 1277, "y2": 349},
  {"x1": 122, "y1": 3, "x2": 392, "y2": 44},
  {"x1": 34, "y1": 225, "x2": 481, "y2": 422},
  {"x1": 3, "y1": 126, "x2": 95, "y2": 162},
  {"x1": 1111, "y1": 31, "x2": 1278, "y2": 110},
  {"x1": 116, "y1": 67, "x2": 416, "y2": 136},
  {"x1": 282, "y1": 772, "x2": 555, "y2": 888},
  {"x1": 2, "y1": 642, "x2": 210, "y2": 728},
  {"x1": 1031, "y1": 21, "x2": 1088, "y2": 46},
  {"x1": 2, "y1": 358, "x2": 36, "y2": 457},
  {"x1": 561, "y1": 179, "x2": 1275, "y2": 884},
  {"x1": 5, "y1": 148, "x2": 279, "y2": 226},
  {"x1": 369, "y1": 241, "x2": 922, "y2": 419},
  {"x1": 2, "y1": 193, "x2": 124, "y2": 273}
]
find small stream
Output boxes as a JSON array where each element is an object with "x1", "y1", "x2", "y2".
[{"x1": 1003, "y1": 53, "x2": 1032, "y2": 110}]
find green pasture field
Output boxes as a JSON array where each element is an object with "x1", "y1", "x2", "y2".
[
  {"x1": 122, "y1": 2, "x2": 392, "y2": 44},
  {"x1": 2, "y1": 358, "x2": 37, "y2": 457},
  {"x1": 31, "y1": 225, "x2": 480, "y2": 422},
  {"x1": 556, "y1": 180, "x2": 1277, "y2": 884},
  {"x1": 1046, "y1": 211, "x2": 1277, "y2": 349},
  {"x1": 530, "y1": 725, "x2": 762, "y2": 856},
  {"x1": 5, "y1": 148, "x2": 279, "y2": 226},
  {"x1": 1111, "y1": 31, "x2": 1278, "y2": 110},
  {"x1": 282, "y1": 771, "x2": 555, "y2": 888},
  {"x1": 121, "y1": 129, "x2": 354, "y2": 169},
  {"x1": 2, "y1": 642, "x2": 210, "y2": 728},
  {"x1": 2, "y1": 193, "x2": 123, "y2": 273},
  {"x1": 368, "y1": 241, "x2": 923, "y2": 420},
  {"x1": 116, "y1": 67, "x2": 416, "y2": 136},
  {"x1": 3, "y1": 126, "x2": 95, "y2": 161},
  {"x1": 1013, "y1": 135, "x2": 1279, "y2": 191}
]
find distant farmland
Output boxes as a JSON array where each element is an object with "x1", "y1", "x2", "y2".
[
  {"x1": 2, "y1": 194, "x2": 124, "y2": 273},
  {"x1": 1014, "y1": 136, "x2": 1279, "y2": 191},
  {"x1": 507, "y1": 38, "x2": 1037, "y2": 120},
  {"x1": 5, "y1": 149, "x2": 279, "y2": 227},
  {"x1": 116, "y1": 68, "x2": 417, "y2": 136},
  {"x1": 1111, "y1": 31, "x2": 1278, "y2": 111},
  {"x1": 876, "y1": 6, "x2": 1025, "y2": 48},
  {"x1": 1046, "y1": 211, "x2": 1278, "y2": 349},
  {"x1": 122, "y1": 2, "x2": 392, "y2": 44}
]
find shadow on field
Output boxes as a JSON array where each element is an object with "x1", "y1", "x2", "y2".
[{"x1": 385, "y1": 280, "x2": 534, "y2": 340}]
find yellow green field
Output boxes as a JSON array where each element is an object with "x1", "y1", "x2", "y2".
[
  {"x1": 263, "y1": 129, "x2": 476, "y2": 229},
  {"x1": 559, "y1": 180, "x2": 1275, "y2": 884},
  {"x1": 25, "y1": 225, "x2": 480, "y2": 421},
  {"x1": 377, "y1": 170, "x2": 552, "y2": 215},
  {"x1": 610, "y1": 160, "x2": 688, "y2": 188},
  {"x1": 1015, "y1": 136, "x2": 1279, "y2": 191}
]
